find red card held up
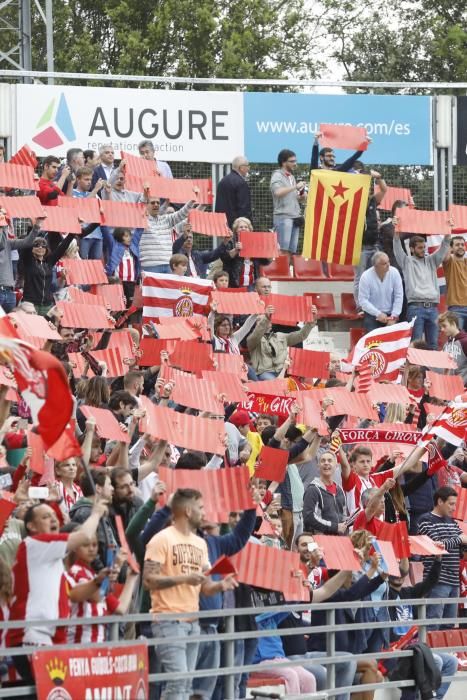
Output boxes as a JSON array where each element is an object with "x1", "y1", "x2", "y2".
[
  {"x1": 147, "y1": 177, "x2": 200, "y2": 203},
  {"x1": 206, "y1": 555, "x2": 238, "y2": 577},
  {"x1": 211, "y1": 290, "x2": 264, "y2": 315},
  {"x1": 0, "y1": 498, "x2": 16, "y2": 535},
  {"x1": 114, "y1": 514, "x2": 140, "y2": 573},
  {"x1": 171, "y1": 374, "x2": 225, "y2": 414},
  {"x1": 289, "y1": 348, "x2": 330, "y2": 379},
  {"x1": 319, "y1": 124, "x2": 368, "y2": 151},
  {"x1": 169, "y1": 340, "x2": 215, "y2": 374},
  {"x1": 453, "y1": 488, "x2": 467, "y2": 521},
  {"x1": 56, "y1": 301, "x2": 114, "y2": 329},
  {"x1": 188, "y1": 209, "x2": 230, "y2": 237},
  {"x1": 407, "y1": 348, "x2": 456, "y2": 370},
  {"x1": 238, "y1": 231, "x2": 280, "y2": 259},
  {"x1": 397, "y1": 208, "x2": 452, "y2": 236},
  {"x1": 0, "y1": 163, "x2": 38, "y2": 190},
  {"x1": 374, "y1": 539, "x2": 401, "y2": 577},
  {"x1": 138, "y1": 338, "x2": 174, "y2": 366},
  {"x1": 426, "y1": 371, "x2": 464, "y2": 401},
  {"x1": 255, "y1": 446, "x2": 288, "y2": 482},
  {"x1": 9, "y1": 144, "x2": 38, "y2": 169},
  {"x1": 0, "y1": 195, "x2": 45, "y2": 220},
  {"x1": 61, "y1": 259, "x2": 108, "y2": 286},
  {"x1": 58, "y1": 196, "x2": 102, "y2": 223},
  {"x1": 42, "y1": 207, "x2": 83, "y2": 234},
  {"x1": 377, "y1": 520, "x2": 410, "y2": 559},
  {"x1": 100, "y1": 200, "x2": 147, "y2": 229},
  {"x1": 312, "y1": 535, "x2": 362, "y2": 571},
  {"x1": 409, "y1": 535, "x2": 447, "y2": 557},
  {"x1": 79, "y1": 405, "x2": 130, "y2": 443},
  {"x1": 376, "y1": 186, "x2": 414, "y2": 211},
  {"x1": 27, "y1": 430, "x2": 45, "y2": 475}
]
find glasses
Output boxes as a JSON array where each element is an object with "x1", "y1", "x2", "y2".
[
  {"x1": 33, "y1": 243, "x2": 47, "y2": 249},
  {"x1": 287, "y1": 159, "x2": 297, "y2": 163}
]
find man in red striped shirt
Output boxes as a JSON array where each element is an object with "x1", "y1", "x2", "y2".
[
  {"x1": 339, "y1": 445, "x2": 399, "y2": 515},
  {"x1": 7, "y1": 499, "x2": 108, "y2": 682}
]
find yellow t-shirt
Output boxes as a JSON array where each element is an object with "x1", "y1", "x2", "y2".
[
  {"x1": 443, "y1": 256, "x2": 467, "y2": 307},
  {"x1": 144, "y1": 525, "x2": 210, "y2": 614}
]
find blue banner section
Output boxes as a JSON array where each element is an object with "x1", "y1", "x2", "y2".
[{"x1": 243, "y1": 93, "x2": 432, "y2": 165}]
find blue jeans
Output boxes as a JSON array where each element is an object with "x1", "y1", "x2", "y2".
[
  {"x1": 353, "y1": 246, "x2": 377, "y2": 304},
  {"x1": 448, "y1": 305, "x2": 467, "y2": 330},
  {"x1": 426, "y1": 583, "x2": 459, "y2": 630},
  {"x1": 0, "y1": 288, "x2": 16, "y2": 313},
  {"x1": 152, "y1": 619, "x2": 200, "y2": 700},
  {"x1": 273, "y1": 216, "x2": 300, "y2": 254},
  {"x1": 80, "y1": 236, "x2": 103, "y2": 260},
  {"x1": 143, "y1": 264, "x2": 171, "y2": 274},
  {"x1": 291, "y1": 650, "x2": 357, "y2": 700},
  {"x1": 406, "y1": 303, "x2": 439, "y2": 349},
  {"x1": 258, "y1": 371, "x2": 279, "y2": 380},
  {"x1": 193, "y1": 624, "x2": 220, "y2": 699},
  {"x1": 234, "y1": 636, "x2": 258, "y2": 698},
  {"x1": 363, "y1": 312, "x2": 388, "y2": 332}
]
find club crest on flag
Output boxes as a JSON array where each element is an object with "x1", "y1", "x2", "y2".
[
  {"x1": 175, "y1": 287, "x2": 196, "y2": 317},
  {"x1": 448, "y1": 407, "x2": 467, "y2": 428},
  {"x1": 303, "y1": 169, "x2": 371, "y2": 265},
  {"x1": 360, "y1": 342, "x2": 387, "y2": 379}
]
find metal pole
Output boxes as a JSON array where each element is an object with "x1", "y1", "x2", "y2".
[
  {"x1": 440, "y1": 148, "x2": 447, "y2": 210},
  {"x1": 325, "y1": 608, "x2": 336, "y2": 690},
  {"x1": 45, "y1": 0, "x2": 54, "y2": 84},
  {"x1": 418, "y1": 602, "x2": 427, "y2": 644},
  {"x1": 224, "y1": 614, "x2": 235, "y2": 699},
  {"x1": 20, "y1": 0, "x2": 32, "y2": 82}
]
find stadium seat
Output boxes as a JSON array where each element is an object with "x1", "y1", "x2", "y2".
[
  {"x1": 349, "y1": 327, "x2": 366, "y2": 351},
  {"x1": 260, "y1": 255, "x2": 291, "y2": 280},
  {"x1": 328, "y1": 263, "x2": 355, "y2": 281},
  {"x1": 247, "y1": 673, "x2": 286, "y2": 694},
  {"x1": 305, "y1": 292, "x2": 344, "y2": 319},
  {"x1": 292, "y1": 256, "x2": 327, "y2": 280},
  {"x1": 341, "y1": 293, "x2": 361, "y2": 320}
]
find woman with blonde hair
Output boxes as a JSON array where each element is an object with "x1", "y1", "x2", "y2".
[{"x1": 220, "y1": 217, "x2": 271, "y2": 289}]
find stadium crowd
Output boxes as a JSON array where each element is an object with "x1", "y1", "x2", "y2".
[{"x1": 0, "y1": 135, "x2": 466, "y2": 700}]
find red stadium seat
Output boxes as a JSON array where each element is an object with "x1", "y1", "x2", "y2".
[
  {"x1": 260, "y1": 255, "x2": 291, "y2": 280},
  {"x1": 341, "y1": 293, "x2": 360, "y2": 320},
  {"x1": 292, "y1": 256, "x2": 327, "y2": 280},
  {"x1": 328, "y1": 263, "x2": 355, "y2": 281},
  {"x1": 306, "y1": 292, "x2": 344, "y2": 319},
  {"x1": 247, "y1": 673, "x2": 286, "y2": 689},
  {"x1": 349, "y1": 327, "x2": 366, "y2": 351}
]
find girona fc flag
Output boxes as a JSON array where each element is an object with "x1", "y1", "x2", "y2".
[
  {"x1": 303, "y1": 169, "x2": 371, "y2": 264},
  {"x1": 141, "y1": 272, "x2": 213, "y2": 322},
  {"x1": 420, "y1": 402, "x2": 467, "y2": 447}
]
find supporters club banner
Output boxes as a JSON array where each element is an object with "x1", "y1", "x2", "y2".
[
  {"x1": 240, "y1": 391, "x2": 296, "y2": 417},
  {"x1": 338, "y1": 428, "x2": 422, "y2": 445},
  {"x1": 32, "y1": 643, "x2": 149, "y2": 700},
  {"x1": 11, "y1": 85, "x2": 431, "y2": 164}
]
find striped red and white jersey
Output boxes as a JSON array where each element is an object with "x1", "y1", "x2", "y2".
[
  {"x1": 118, "y1": 248, "x2": 136, "y2": 282},
  {"x1": 66, "y1": 561, "x2": 119, "y2": 644},
  {"x1": 342, "y1": 468, "x2": 395, "y2": 514},
  {"x1": 7, "y1": 534, "x2": 70, "y2": 647}
]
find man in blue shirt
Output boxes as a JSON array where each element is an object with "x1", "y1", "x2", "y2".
[{"x1": 358, "y1": 251, "x2": 404, "y2": 331}]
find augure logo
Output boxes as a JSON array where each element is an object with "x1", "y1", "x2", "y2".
[{"x1": 33, "y1": 93, "x2": 76, "y2": 149}]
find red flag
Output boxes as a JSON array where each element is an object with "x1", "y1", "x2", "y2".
[
  {"x1": 420, "y1": 402, "x2": 467, "y2": 447},
  {"x1": 255, "y1": 446, "x2": 288, "y2": 482},
  {"x1": 114, "y1": 514, "x2": 140, "y2": 574},
  {"x1": 188, "y1": 210, "x2": 230, "y2": 237},
  {"x1": 206, "y1": 555, "x2": 238, "y2": 577},
  {"x1": 426, "y1": 441, "x2": 448, "y2": 476},
  {"x1": 377, "y1": 521, "x2": 410, "y2": 559},
  {"x1": 9, "y1": 144, "x2": 38, "y2": 169},
  {"x1": 350, "y1": 319, "x2": 415, "y2": 381},
  {"x1": 319, "y1": 123, "x2": 368, "y2": 151},
  {"x1": 0, "y1": 497, "x2": 16, "y2": 535},
  {"x1": 141, "y1": 272, "x2": 213, "y2": 321},
  {"x1": 46, "y1": 420, "x2": 81, "y2": 461},
  {"x1": 0, "y1": 339, "x2": 73, "y2": 449}
]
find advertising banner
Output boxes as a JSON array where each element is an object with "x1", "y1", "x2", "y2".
[
  {"x1": 32, "y1": 643, "x2": 149, "y2": 700},
  {"x1": 16, "y1": 84, "x2": 244, "y2": 162},
  {"x1": 244, "y1": 93, "x2": 432, "y2": 165}
]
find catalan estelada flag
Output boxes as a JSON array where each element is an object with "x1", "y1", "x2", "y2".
[{"x1": 303, "y1": 169, "x2": 371, "y2": 264}]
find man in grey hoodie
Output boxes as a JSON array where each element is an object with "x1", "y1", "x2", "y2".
[
  {"x1": 393, "y1": 229, "x2": 451, "y2": 349},
  {"x1": 303, "y1": 451, "x2": 348, "y2": 534},
  {"x1": 439, "y1": 311, "x2": 467, "y2": 385}
]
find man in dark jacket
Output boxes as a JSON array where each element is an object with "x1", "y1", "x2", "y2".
[
  {"x1": 303, "y1": 451, "x2": 348, "y2": 534},
  {"x1": 172, "y1": 224, "x2": 225, "y2": 278},
  {"x1": 215, "y1": 156, "x2": 252, "y2": 228}
]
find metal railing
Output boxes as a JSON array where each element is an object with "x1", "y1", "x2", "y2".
[{"x1": 1, "y1": 596, "x2": 467, "y2": 698}]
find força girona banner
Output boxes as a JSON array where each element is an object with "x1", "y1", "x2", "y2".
[
  {"x1": 32, "y1": 643, "x2": 149, "y2": 700},
  {"x1": 14, "y1": 84, "x2": 432, "y2": 165}
]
